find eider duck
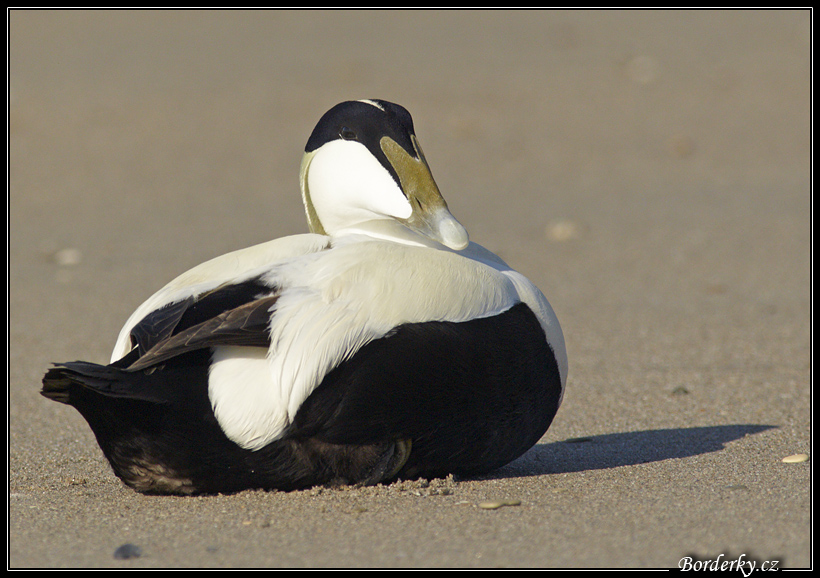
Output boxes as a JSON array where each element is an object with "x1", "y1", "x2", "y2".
[{"x1": 41, "y1": 99, "x2": 568, "y2": 495}]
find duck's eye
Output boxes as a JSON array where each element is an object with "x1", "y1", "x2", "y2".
[{"x1": 339, "y1": 126, "x2": 357, "y2": 141}]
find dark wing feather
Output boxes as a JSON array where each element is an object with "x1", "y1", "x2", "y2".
[
  {"x1": 130, "y1": 296, "x2": 196, "y2": 356},
  {"x1": 127, "y1": 275, "x2": 275, "y2": 357},
  {"x1": 126, "y1": 295, "x2": 279, "y2": 372}
]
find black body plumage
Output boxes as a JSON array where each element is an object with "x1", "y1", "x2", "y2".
[{"x1": 42, "y1": 302, "x2": 561, "y2": 494}]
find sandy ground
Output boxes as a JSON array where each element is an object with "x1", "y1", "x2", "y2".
[{"x1": 8, "y1": 10, "x2": 811, "y2": 569}]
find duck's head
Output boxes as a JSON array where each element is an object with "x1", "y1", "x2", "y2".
[{"x1": 299, "y1": 99, "x2": 469, "y2": 250}]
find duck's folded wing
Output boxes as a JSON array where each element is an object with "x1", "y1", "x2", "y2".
[
  {"x1": 127, "y1": 274, "x2": 275, "y2": 355},
  {"x1": 128, "y1": 295, "x2": 196, "y2": 357},
  {"x1": 126, "y1": 295, "x2": 279, "y2": 372}
]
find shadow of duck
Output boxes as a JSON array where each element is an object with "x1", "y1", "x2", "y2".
[{"x1": 488, "y1": 424, "x2": 776, "y2": 478}]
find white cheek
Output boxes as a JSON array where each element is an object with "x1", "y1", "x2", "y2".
[{"x1": 307, "y1": 140, "x2": 412, "y2": 233}]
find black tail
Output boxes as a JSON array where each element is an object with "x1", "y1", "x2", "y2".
[
  {"x1": 41, "y1": 360, "x2": 172, "y2": 406},
  {"x1": 39, "y1": 352, "x2": 246, "y2": 494},
  {"x1": 40, "y1": 365, "x2": 77, "y2": 404}
]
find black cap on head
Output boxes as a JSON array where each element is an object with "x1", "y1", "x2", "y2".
[{"x1": 304, "y1": 101, "x2": 419, "y2": 189}]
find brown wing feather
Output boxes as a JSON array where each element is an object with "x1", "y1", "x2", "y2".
[{"x1": 126, "y1": 295, "x2": 279, "y2": 372}]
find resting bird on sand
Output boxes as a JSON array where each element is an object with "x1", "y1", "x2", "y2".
[{"x1": 41, "y1": 99, "x2": 567, "y2": 495}]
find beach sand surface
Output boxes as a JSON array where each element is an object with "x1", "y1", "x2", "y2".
[{"x1": 9, "y1": 10, "x2": 810, "y2": 568}]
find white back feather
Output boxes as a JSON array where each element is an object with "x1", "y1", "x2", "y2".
[{"x1": 210, "y1": 237, "x2": 538, "y2": 450}]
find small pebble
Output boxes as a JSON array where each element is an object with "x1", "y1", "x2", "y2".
[
  {"x1": 51, "y1": 247, "x2": 82, "y2": 266},
  {"x1": 478, "y1": 500, "x2": 521, "y2": 510},
  {"x1": 545, "y1": 219, "x2": 582, "y2": 242},
  {"x1": 564, "y1": 436, "x2": 593, "y2": 444},
  {"x1": 781, "y1": 453, "x2": 809, "y2": 463},
  {"x1": 113, "y1": 543, "x2": 142, "y2": 560}
]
